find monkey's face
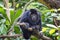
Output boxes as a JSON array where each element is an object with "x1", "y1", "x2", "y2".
[{"x1": 30, "y1": 14, "x2": 37, "y2": 22}]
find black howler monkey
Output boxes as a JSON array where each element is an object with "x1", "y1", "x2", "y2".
[{"x1": 18, "y1": 9, "x2": 52, "y2": 40}]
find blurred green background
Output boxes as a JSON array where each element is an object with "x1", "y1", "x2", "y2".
[{"x1": 0, "y1": 0, "x2": 60, "y2": 40}]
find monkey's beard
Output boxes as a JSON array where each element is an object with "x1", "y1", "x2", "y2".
[{"x1": 31, "y1": 17, "x2": 37, "y2": 22}]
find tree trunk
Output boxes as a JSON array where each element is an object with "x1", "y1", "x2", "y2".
[
  {"x1": 38, "y1": 0, "x2": 60, "y2": 9},
  {"x1": 3, "y1": 0, "x2": 11, "y2": 21}
]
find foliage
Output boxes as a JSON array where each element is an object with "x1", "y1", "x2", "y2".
[
  {"x1": 0, "y1": 6, "x2": 22, "y2": 40},
  {"x1": 0, "y1": 0, "x2": 60, "y2": 40}
]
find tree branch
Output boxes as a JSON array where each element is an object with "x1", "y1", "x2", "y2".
[
  {"x1": 0, "y1": 34, "x2": 22, "y2": 38},
  {"x1": 0, "y1": 32, "x2": 52, "y2": 40},
  {"x1": 53, "y1": 17, "x2": 58, "y2": 27},
  {"x1": 3, "y1": 0, "x2": 11, "y2": 21}
]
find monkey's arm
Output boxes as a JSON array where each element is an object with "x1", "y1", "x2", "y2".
[
  {"x1": 17, "y1": 22, "x2": 35, "y2": 31},
  {"x1": 38, "y1": 14, "x2": 42, "y2": 31},
  {"x1": 17, "y1": 22, "x2": 33, "y2": 31}
]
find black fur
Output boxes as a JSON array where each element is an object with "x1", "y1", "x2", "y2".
[{"x1": 18, "y1": 9, "x2": 42, "y2": 39}]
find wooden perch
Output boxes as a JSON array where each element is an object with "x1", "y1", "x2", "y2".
[
  {"x1": 0, "y1": 33, "x2": 52, "y2": 40},
  {"x1": 0, "y1": 34, "x2": 22, "y2": 38},
  {"x1": 0, "y1": 22, "x2": 52, "y2": 40}
]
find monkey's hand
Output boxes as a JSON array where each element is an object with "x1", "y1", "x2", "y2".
[
  {"x1": 17, "y1": 22, "x2": 26, "y2": 26},
  {"x1": 17, "y1": 22, "x2": 32, "y2": 30},
  {"x1": 28, "y1": 27, "x2": 36, "y2": 31},
  {"x1": 17, "y1": 22, "x2": 35, "y2": 31},
  {"x1": 28, "y1": 28, "x2": 33, "y2": 31}
]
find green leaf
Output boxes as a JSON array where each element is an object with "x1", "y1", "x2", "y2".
[
  {"x1": 57, "y1": 36, "x2": 60, "y2": 40},
  {"x1": 10, "y1": 9, "x2": 22, "y2": 25},
  {"x1": 10, "y1": 10, "x2": 14, "y2": 23},
  {"x1": 31, "y1": 36, "x2": 38, "y2": 40},
  {"x1": 0, "y1": 7, "x2": 10, "y2": 22},
  {"x1": 14, "y1": 26, "x2": 21, "y2": 34},
  {"x1": 0, "y1": 24, "x2": 7, "y2": 35},
  {"x1": 14, "y1": 9, "x2": 22, "y2": 20},
  {"x1": 5, "y1": 20, "x2": 10, "y2": 25},
  {"x1": 0, "y1": 19, "x2": 6, "y2": 24}
]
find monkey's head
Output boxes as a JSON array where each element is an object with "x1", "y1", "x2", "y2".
[{"x1": 30, "y1": 9, "x2": 38, "y2": 22}]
